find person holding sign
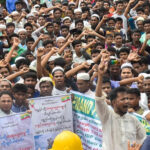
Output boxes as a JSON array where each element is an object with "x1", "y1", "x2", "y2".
[
  {"x1": 95, "y1": 54, "x2": 146, "y2": 150},
  {"x1": 0, "y1": 91, "x2": 14, "y2": 116}
]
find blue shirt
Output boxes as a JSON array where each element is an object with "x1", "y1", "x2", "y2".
[
  {"x1": 6, "y1": 0, "x2": 17, "y2": 13},
  {"x1": 11, "y1": 103, "x2": 28, "y2": 113}
]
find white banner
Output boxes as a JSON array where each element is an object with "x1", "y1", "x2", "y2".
[
  {"x1": 72, "y1": 91, "x2": 103, "y2": 150},
  {"x1": 0, "y1": 113, "x2": 35, "y2": 150},
  {"x1": 29, "y1": 95, "x2": 73, "y2": 150}
]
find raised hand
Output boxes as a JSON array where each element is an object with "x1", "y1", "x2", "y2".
[
  {"x1": 20, "y1": 67, "x2": 29, "y2": 74},
  {"x1": 0, "y1": 59, "x2": 8, "y2": 67},
  {"x1": 82, "y1": 62, "x2": 91, "y2": 69},
  {"x1": 137, "y1": 75, "x2": 144, "y2": 83},
  {"x1": 37, "y1": 47, "x2": 45, "y2": 57},
  {"x1": 13, "y1": 37, "x2": 20, "y2": 47},
  {"x1": 127, "y1": 52, "x2": 141, "y2": 62}
]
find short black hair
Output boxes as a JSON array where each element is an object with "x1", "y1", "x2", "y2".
[
  {"x1": 106, "y1": 34, "x2": 113, "y2": 38},
  {"x1": 136, "y1": 7, "x2": 144, "y2": 13},
  {"x1": 24, "y1": 22, "x2": 33, "y2": 29},
  {"x1": 127, "y1": 88, "x2": 140, "y2": 97},
  {"x1": 22, "y1": 72, "x2": 37, "y2": 80},
  {"x1": 6, "y1": 22, "x2": 15, "y2": 28},
  {"x1": 53, "y1": 8, "x2": 62, "y2": 13},
  {"x1": 0, "y1": 91, "x2": 13, "y2": 99},
  {"x1": 91, "y1": 49, "x2": 100, "y2": 55},
  {"x1": 109, "y1": 86, "x2": 127, "y2": 101},
  {"x1": 116, "y1": 0, "x2": 124, "y2": 6},
  {"x1": 9, "y1": 33, "x2": 19, "y2": 40},
  {"x1": 75, "y1": 19, "x2": 84, "y2": 26},
  {"x1": 144, "y1": 19, "x2": 150, "y2": 25},
  {"x1": 102, "y1": 76, "x2": 111, "y2": 85},
  {"x1": 72, "y1": 40, "x2": 82, "y2": 48},
  {"x1": 114, "y1": 32, "x2": 122, "y2": 38},
  {"x1": 43, "y1": 40, "x2": 53, "y2": 47},
  {"x1": 107, "y1": 47, "x2": 116, "y2": 53},
  {"x1": 54, "y1": 57, "x2": 66, "y2": 68},
  {"x1": 141, "y1": 56, "x2": 148, "y2": 65},
  {"x1": 61, "y1": 25, "x2": 69, "y2": 30},
  {"x1": 115, "y1": 17, "x2": 123, "y2": 23},
  {"x1": 131, "y1": 29, "x2": 141, "y2": 35},
  {"x1": 12, "y1": 83, "x2": 27, "y2": 93},
  {"x1": 118, "y1": 47, "x2": 130, "y2": 56},
  {"x1": 26, "y1": 37, "x2": 35, "y2": 43},
  {"x1": 15, "y1": 58, "x2": 29, "y2": 69}
]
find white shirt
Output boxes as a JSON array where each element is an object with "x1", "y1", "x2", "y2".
[
  {"x1": 73, "y1": 53, "x2": 86, "y2": 63},
  {"x1": 0, "y1": 109, "x2": 14, "y2": 117},
  {"x1": 52, "y1": 86, "x2": 68, "y2": 96},
  {"x1": 140, "y1": 93, "x2": 148, "y2": 111},
  {"x1": 95, "y1": 93, "x2": 146, "y2": 150},
  {"x1": 84, "y1": 89, "x2": 95, "y2": 98}
]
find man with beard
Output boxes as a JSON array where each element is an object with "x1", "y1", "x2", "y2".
[{"x1": 95, "y1": 55, "x2": 146, "y2": 150}]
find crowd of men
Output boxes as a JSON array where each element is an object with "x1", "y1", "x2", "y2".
[{"x1": 0, "y1": 0, "x2": 150, "y2": 149}]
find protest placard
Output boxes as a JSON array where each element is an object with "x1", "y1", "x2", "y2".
[
  {"x1": 29, "y1": 95, "x2": 73, "y2": 150},
  {"x1": 72, "y1": 91, "x2": 103, "y2": 150},
  {"x1": 0, "y1": 113, "x2": 35, "y2": 150}
]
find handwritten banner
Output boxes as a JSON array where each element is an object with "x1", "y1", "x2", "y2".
[
  {"x1": 133, "y1": 113, "x2": 150, "y2": 135},
  {"x1": 0, "y1": 113, "x2": 35, "y2": 150},
  {"x1": 29, "y1": 95, "x2": 73, "y2": 150},
  {"x1": 72, "y1": 91, "x2": 103, "y2": 150}
]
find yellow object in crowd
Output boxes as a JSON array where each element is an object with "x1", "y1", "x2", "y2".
[{"x1": 49, "y1": 131, "x2": 83, "y2": 150}]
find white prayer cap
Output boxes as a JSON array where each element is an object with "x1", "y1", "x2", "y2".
[
  {"x1": 77, "y1": 73, "x2": 90, "y2": 81},
  {"x1": 29, "y1": 60, "x2": 37, "y2": 72},
  {"x1": 11, "y1": 11, "x2": 19, "y2": 15},
  {"x1": 121, "y1": 62, "x2": 133, "y2": 70},
  {"x1": 0, "y1": 79, "x2": 12, "y2": 86},
  {"x1": 74, "y1": 8, "x2": 82, "y2": 14},
  {"x1": 11, "y1": 64, "x2": 16, "y2": 68},
  {"x1": 48, "y1": 55, "x2": 61, "y2": 62},
  {"x1": 136, "y1": 17, "x2": 144, "y2": 22},
  {"x1": 62, "y1": 16, "x2": 71, "y2": 22},
  {"x1": 31, "y1": 10, "x2": 38, "y2": 14},
  {"x1": 34, "y1": 4, "x2": 40, "y2": 8},
  {"x1": 91, "y1": 14, "x2": 100, "y2": 20},
  {"x1": 52, "y1": 66, "x2": 64, "y2": 74},
  {"x1": 15, "y1": 56, "x2": 25, "y2": 63},
  {"x1": 0, "y1": 24, "x2": 6, "y2": 30},
  {"x1": 56, "y1": 36, "x2": 65, "y2": 42},
  {"x1": 139, "y1": 73, "x2": 148, "y2": 79},
  {"x1": 26, "y1": 13, "x2": 34, "y2": 18},
  {"x1": 69, "y1": 2, "x2": 75, "y2": 5},
  {"x1": 18, "y1": 28, "x2": 27, "y2": 33},
  {"x1": 39, "y1": 77, "x2": 53, "y2": 84},
  {"x1": 110, "y1": 56, "x2": 118, "y2": 60}
]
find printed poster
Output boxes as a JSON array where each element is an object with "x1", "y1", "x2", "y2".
[
  {"x1": 29, "y1": 95, "x2": 73, "y2": 150},
  {"x1": 0, "y1": 113, "x2": 35, "y2": 150}
]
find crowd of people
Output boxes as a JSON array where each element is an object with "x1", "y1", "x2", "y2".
[{"x1": 0, "y1": 0, "x2": 150, "y2": 149}]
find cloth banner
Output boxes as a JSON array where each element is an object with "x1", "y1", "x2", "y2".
[
  {"x1": 72, "y1": 91, "x2": 103, "y2": 150},
  {"x1": 133, "y1": 113, "x2": 150, "y2": 135},
  {"x1": 0, "y1": 113, "x2": 35, "y2": 150},
  {"x1": 29, "y1": 95, "x2": 73, "y2": 150}
]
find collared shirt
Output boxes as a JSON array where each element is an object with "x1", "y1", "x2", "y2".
[
  {"x1": 0, "y1": 109, "x2": 14, "y2": 117},
  {"x1": 95, "y1": 93, "x2": 146, "y2": 150}
]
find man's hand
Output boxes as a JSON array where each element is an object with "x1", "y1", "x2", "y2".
[
  {"x1": 13, "y1": 37, "x2": 20, "y2": 48},
  {"x1": 39, "y1": 34, "x2": 45, "y2": 40},
  {"x1": 68, "y1": 37, "x2": 74, "y2": 44},
  {"x1": 98, "y1": 54, "x2": 109, "y2": 75},
  {"x1": 128, "y1": 141, "x2": 141, "y2": 150},
  {"x1": 82, "y1": 62, "x2": 91, "y2": 69},
  {"x1": 51, "y1": 47, "x2": 58, "y2": 55},
  {"x1": 0, "y1": 59, "x2": 8, "y2": 67},
  {"x1": 20, "y1": 67, "x2": 29, "y2": 74},
  {"x1": 37, "y1": 47, "x2": 45, "y2": 57},
  {"x1": 127, "y1": 52, "x2": 141, "y2": 62},
  {"x1": 137, "y1": 75, "x2": 144, "y2": 83}
]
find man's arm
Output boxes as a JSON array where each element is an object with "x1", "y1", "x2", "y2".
[{"x1": 95, "y1": 54, "x2": 110, "y2": 123}]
